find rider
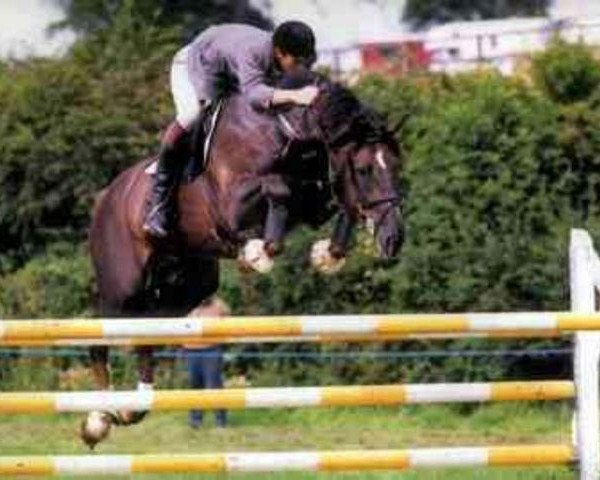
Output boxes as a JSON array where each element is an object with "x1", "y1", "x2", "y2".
[{"x1": 143, "y1": 21, "x2": 320, "y2": 238}]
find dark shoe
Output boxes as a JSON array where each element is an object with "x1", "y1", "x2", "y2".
[{"x1": 189, "y1": 411, "x2": 202, "y2": 429}]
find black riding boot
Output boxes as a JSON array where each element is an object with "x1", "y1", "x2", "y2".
[{"x1": 143, "y1": 122, "x2": 188, "y2": 239}]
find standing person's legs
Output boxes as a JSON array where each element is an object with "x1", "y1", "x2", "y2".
[
  {"x1": 185, "y1": 348, "x2": 205, "y2": 428},
  {"x1": 200, "y1": 346, "x2": 227, "y2": 427}
]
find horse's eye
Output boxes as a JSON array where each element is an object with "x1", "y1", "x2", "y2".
[{"x1": 357, "y1": 165, "x2": 373, "y2": 176}]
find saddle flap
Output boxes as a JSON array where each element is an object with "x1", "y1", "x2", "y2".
[{"x1": 145, "y1": 100, "x2": 224, "y2": 181}]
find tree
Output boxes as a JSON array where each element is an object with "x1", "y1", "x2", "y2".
[
  {"x1": 51, "y1": 0, "x2": 272, "y2": 39},
  {"x1": 403, "y1": 0, "x2": 549, "y2": 29}
]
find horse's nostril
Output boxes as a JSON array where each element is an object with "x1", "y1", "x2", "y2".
[{"x1": 384, "y1": 234, "x2": 402, "y2": 258}]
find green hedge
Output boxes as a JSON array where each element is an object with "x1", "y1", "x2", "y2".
[
  {"x1": 0, "y1": 244, "x2": 92, "y2": 318},
  {"x1": 2, "y1": 38, "x2": 600, "y2": 384}
]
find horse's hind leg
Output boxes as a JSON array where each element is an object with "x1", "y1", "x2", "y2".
[
  {"x1": 115, "y1": 345, "x2": 154, "y2": 426},
  {"x1": 83, "y1": 225, "x2": 149, "y2": 445},
  {"x1": 90, "y1": 346, "x2": 110, "y2": 389},
  {"x1": 116, "y1": 256, "x2": 219, "y2": 426}
]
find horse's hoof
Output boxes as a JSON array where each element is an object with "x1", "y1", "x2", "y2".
[
  {"x1": 80, "y1": 411, "x2": 112, "y2": 450},
  {"x1": 238, "y1": 239, "x2": 274, "y2": 274},
  {"x1": 116, "y1": 409, "x2": 149, "y2": 425},
  {"x1": 310, "y1": 239, "x2": 346, "y2": 275}
]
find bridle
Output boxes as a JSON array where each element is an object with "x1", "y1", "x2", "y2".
[
  {"x1": 275, "y1": 89, "x2": 400, "y2": 236},
  {"x1": 345, "y1": 149, "x2": 400, "y2": 235}
]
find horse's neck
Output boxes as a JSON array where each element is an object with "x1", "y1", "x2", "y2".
[{"x1": 209, "y1": 97, "x2": 284, "y2": 175}]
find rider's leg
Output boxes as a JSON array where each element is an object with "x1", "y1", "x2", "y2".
[
  {"x1": 143, "y1": 121, "x2": 190, "y2": 238},
  {"x1": 144, "y1": 46, "x2": 202, "y2": 238}
]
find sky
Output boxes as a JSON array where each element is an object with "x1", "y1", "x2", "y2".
[
  {"x1": 551, "y1": 0, "x2": 600, "y2": 18},
  {"x1": 0, "y1": 0, "x2": 75, "y2": 59},
  {"x1": 1, "y1": 0, "x2": 600, "y2": 60},
  {"x1": 270, "y1": 0, "x2": 407, "y2": 50},
  {"x1": 0, "y1": 0, "x2": 407, "y2": 59}
]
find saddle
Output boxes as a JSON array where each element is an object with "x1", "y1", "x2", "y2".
[
  {"x1": 145, "y1": 99, "x2": 335, "y2": 229},
  {"x1": 145, "y1": 100, "x2": 224, "y2": 183}
]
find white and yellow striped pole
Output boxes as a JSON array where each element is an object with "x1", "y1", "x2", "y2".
[
  {"x1": 0, "y1": 330, "x2": 561, "y2": 347},
  {"x1": 0, "y1": 445, "x2": 575, "y2": 476},
  {"x1": 0, "y1": 381, "x2": 574, "y2": 414},
  {"x1": 1, "y1": 312, "x2": 600, "y2": 345}
]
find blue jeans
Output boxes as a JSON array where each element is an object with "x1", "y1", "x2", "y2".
[{"x1": 184, "y1": 346, "x2": 227, "y2": 427}]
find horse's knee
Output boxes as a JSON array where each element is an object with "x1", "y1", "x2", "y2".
[{"x1": 188, "y1": 296, "x2": 231, "y2": 318}]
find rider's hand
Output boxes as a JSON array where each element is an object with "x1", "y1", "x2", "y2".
[
  {"x1": 293, "y1": 86, "x2": 319, "y2": 106},
  {"x1": 271, "y1": 86, "x2": 320, "y2": 107}
]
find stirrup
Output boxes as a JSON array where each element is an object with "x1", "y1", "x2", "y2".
[{"x1": 143, "y1": 205, "x2": 170, "y2": 239}]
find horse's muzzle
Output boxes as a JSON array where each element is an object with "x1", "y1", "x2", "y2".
[{"x1": 376, "y1": 207, "x2": 404, "y2": 259}]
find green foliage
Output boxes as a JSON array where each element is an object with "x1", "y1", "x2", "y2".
[
  {"x1": 393, "y1": 73, "x2": 567, "y2": 312},
  {"x1": 554, "y1": 99, "x2": 600, "y2": 222},
  {"x1": 0, "y1": 244, "x2": 92, "y2": 318},
  {"x1": 403, "y1": 0, "x2": 549, "y2": 29},
  {"x1": 0, "y1": 7, "x2": 176, "y2": 262},
  {"x1": 3, "y1": 27, "x2": 600, "y2": 384},
  {"x1": 532, "y1": 38, "x2": 600, "y2": 104}
]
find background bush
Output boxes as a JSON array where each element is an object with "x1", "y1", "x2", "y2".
[
  {"x1": 532, "y1": 37, "x2": 600, "y2": 104},
  {"x1": 1, "y1": 22, "x2": 599, "y2": 386}
]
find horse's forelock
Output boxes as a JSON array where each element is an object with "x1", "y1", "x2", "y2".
[
  {"x1": 275, "y1": 71, "x2": 393, "y2": 149},
  {"x1": 318, "y1": 83, "x2": 391, "y2": 148}
]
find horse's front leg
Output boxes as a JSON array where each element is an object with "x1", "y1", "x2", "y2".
[
  {"x1": 238, "y1": 175, "x2": 291, "y2": 274},
  {"x1": 311, "y1": 211, "x2": 356, "y2": 275},
  {"x1": 263, "y1": 177, "x2": 291, "y2": 256}
]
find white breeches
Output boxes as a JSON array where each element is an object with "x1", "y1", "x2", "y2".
[{"x1": 170, "y1": 46, "x2": 201, "y2": 130}]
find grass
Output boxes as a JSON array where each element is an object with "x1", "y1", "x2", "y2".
[{"x1": 0, "y1": 402, "x2": 575, "y2": 479}]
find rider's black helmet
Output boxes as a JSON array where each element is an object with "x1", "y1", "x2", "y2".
[{"x1": 273, "y1": 21, "x2": 317, "y2": 67}]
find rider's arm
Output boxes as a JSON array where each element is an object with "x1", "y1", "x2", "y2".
[{"x1": 238, "y1": 55, "x2": 318, "y2": 109}]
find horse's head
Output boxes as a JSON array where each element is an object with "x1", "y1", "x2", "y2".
[
  {"x1": 311, "y1": 80, "x2": 404, "y2": 259},
  {"x1": 274, "y1": 70, "x2": 404, "y2": 259}
]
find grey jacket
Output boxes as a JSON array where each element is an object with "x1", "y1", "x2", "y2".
[{"x1": 187, "y1": 24, "x2": 276, "y2": 109}]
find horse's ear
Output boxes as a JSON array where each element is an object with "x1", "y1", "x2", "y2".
[
  {"x1": 391, "y1": 119, "x2": 403, "y2": 135},
  {"x1": 389, "y1": 114, "x2": 407, "y2": 136}
]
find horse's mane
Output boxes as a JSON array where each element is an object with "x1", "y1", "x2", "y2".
[
  {"x1": 319, "y1": 82, "x2": 390, "y2": 147},
  {"x1": 277, "y1": 69, "x2": 393, "y2": 149}
]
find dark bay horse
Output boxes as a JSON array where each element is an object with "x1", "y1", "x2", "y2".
[{"x1": 83, "y1": 75, "x2": 404, "y2": 446}]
